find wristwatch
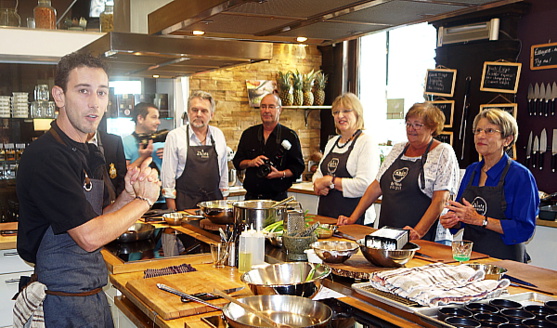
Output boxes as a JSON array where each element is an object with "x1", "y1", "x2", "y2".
[
  {"x1": 329, "y1": 177, "x2": 335, "y2": 189},
  {"x1": 482, "y1": 216, "x2": 488, "y2": 228}
]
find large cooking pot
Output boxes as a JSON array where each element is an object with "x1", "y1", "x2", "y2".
[
  {"x1": 233, "y1": 200, "x2": 287, "y2": 231},
  {"x1": 223, "y1": 295, "x2": 332, "y2": 328},
  {"x1": 197, "y1": 200, "x2": 235, "y2": 224},
  {"x1": 116, "y1": 223, "x2": 155, "y2": 243}
]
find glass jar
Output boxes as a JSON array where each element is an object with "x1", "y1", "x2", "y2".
[
  {"x1": 34, "y1": 84, "x2": 49, "y2": 101},
  {"x1": 100, "y1": 1, "x2": 114, "y2": 32},
  {"x1": 0, "y1": 8, "x2": 21, "y2": 27},
  {"x1": 34, "y1": 0, "x2": 56, "y2": 29}
]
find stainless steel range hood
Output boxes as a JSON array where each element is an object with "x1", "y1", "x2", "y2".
[{"x1": 79, "y1": 32, "x2": 273, "y2": 79}]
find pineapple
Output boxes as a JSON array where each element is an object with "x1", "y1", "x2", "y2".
[
  {"x1": 292, "y1": 70, "x2": 304, "y2": 106},
  {"x1": 313, "y1": 71, "x2": 328, "y2": 106},
  {"x1": 302, "y1": 70, "x2": 315, "y2": 106},
  {"x1": 276, "y1": 71, "x2": 293, "y2": 106}
]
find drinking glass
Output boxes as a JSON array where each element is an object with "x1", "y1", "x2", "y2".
[
  {"x1": 210, "y1": 243, "x2": 229, "y2": 268},
  {"x1": 452, "y1": 240, "x2": 473, "y2": 264}
]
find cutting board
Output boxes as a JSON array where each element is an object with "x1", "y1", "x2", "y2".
[
  {"x1": 485, "y1": 260, "x2": 557, "y2": 295},
  {"x1": 413, "y1": 240, "x2": 489, "y2": 263},
  {"x1": 126, "y1": 264, "x2": 250, "y2": 320},
  {"x1": 336, "y1": 225, "x2": 375, "y2": 241},
  {"x1": 326, "y1": 251, "x2": 393, "y2": 280}
]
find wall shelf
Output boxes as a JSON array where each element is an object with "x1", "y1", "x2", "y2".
[{"x1": 282, "y1": 106, "x2": 331, "y2": 126}]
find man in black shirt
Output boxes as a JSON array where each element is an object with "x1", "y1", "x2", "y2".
[{"x1": 233, "y1": 94, "x2": 305, "y2": 201}]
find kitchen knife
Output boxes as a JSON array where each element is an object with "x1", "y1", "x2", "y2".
[
  {"x1": 533, "y1": 83, "x2": 540, "y2": 116},
  {"x1": 181, "y1": 287, "x2": 244, "y2": 303},
  {"x1": 156, "y1": 283, "x2": 221, "y2": 310},
  {"x1": 552, "y1": 82, "x2": 557, "y2": 116},
  {"x1": 526, "y1": 131, "x2": 532, "y2": 168},
  {"x1": 538, "y1": 83, "x2": 545, "y2": 116},
  {"x1": 544, "y1": 83, "x2": 552, "y2": 116},
  {"x1": 551, "y1": 129, "x2": 557, "y2": 172},
  {"x1": 503, "y1": 275, "x2": 538, "y2": 288},
  {"x1": 532, "y1": 136, "x2": 539, "y2": 169},
  {"x1": 527, "y1": 83, "x2": 533, "y2": 116},
  {"x1": 540, "y1": 129, "x2": 547, "y2": 170}
]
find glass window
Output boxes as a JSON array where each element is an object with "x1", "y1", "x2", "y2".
[{"x1": 360, "y1": 23, "x2": 436, "y2": 146}]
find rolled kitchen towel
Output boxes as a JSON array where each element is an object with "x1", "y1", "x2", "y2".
[{"x1": 13, "y1": 281, "x2": 47, "y2": 328}]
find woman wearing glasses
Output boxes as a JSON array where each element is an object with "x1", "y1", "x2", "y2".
[
  {"x1": 338, "y1": 102, "x2": 460, "y2": 242},
  {"x1": 313, "y1": 93, "x2": 380, "y2": 225},
  {"x1": 440, "y1": 108, "x2": 539, "y2": 262}
]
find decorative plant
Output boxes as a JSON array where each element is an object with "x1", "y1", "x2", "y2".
[
  {"x1": 313, "y1": 71, "x2": 328, "y2": 106},
  {"x1": 276, "y1": 71, "x2": 293, "y2": 106}
]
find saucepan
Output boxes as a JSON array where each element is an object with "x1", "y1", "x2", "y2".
[
  {"x1": 233, "y1": 200, "x2": 288, "y2": 231},
  {"x1": 116, "y1": 223, "x2": 155, "y2": 243}
]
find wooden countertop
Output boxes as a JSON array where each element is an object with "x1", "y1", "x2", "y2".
[{"x1": 0, "y1": 222, "x2": 17, "y2": 250}]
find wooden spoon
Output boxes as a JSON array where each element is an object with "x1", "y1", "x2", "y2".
[{"x1": 212, "y1": 289, "x2": 288, "y2": 328}]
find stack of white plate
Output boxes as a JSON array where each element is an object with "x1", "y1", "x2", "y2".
[
  {"x1": 0, "y1": 96, "x2": 10, "y2": 118},
  {"x1": 11, "y1": 92, "x2": 29, "y2": 118}
]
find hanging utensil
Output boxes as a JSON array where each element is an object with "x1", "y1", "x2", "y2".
[
  {"x1": 540, "y1": 83, "x2": 546, "y2": 116},
  {"x1": 270, "y1": 196, "x2": 295, "y2": 208},
  {"x1": 532, "y1": 136, "x2": 539, "y2": 169},
  {"x1": 544, "y1": 83, "x2": 552, "y2": 116},
  {"x1": 459, "y1": 77, "x2": 472, "y2": 160},
  {"x1": 540, "y1": 129, "x2": 547, "y2": 170},
  {"x1": 552, "y1": 82, "x2": 557, "y2": 116},
  {"x1": 526, "y1": 131, "x2": 533, "y2": 168},
  {"x1": 533, "y1": 83, "x2": 540, "y2": 116},
  {"x1": 552, "y1": 129, "x2": 557, "y2": 173},
  {"x1": 527, "y1": 83, "x2": 534, "y2": 116}
]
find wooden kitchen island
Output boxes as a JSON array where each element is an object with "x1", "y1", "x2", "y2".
[{"x1": 104, "y1": 218, "x2": 557, "y2": 328}]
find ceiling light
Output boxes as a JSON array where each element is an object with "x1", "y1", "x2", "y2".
[
  {"x1": 152, "y1": 74, "x2": 160, "y2": 78},
  {"x1": 296, "y1": 36, "x2": 308, "y2": 43},
  {"x1": 192, "y1": 30, "x2": 205, "y2": 36}
]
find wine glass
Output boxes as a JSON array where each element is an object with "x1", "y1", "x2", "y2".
[{"x1": 452, "y1": 240, "x2": 473, "y2": 264}]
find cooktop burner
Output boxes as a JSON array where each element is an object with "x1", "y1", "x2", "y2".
[
  {"x1": 104, "y1": 228, "x2": 210, "y2": 263},
  {"x1": 196, "y1": 298, "x2": 401, "y2": 328}
]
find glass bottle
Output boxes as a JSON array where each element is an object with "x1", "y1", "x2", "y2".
[
  {"x1": 100, "y1": 1, "x2": 114, "y2": 32},
  {"x1": 34, "y1": 0, "x2": 56, "y2": 29},
  {"x1": 0, "y1": 8, "x2": 21, "y2": 27}
]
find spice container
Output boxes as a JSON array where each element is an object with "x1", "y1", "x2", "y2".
[
  {"x1": 34, "y1": 0, "x2": 56, "y2": 29},
  {"x1": 100, "y1": 1, "x2": 114, "y2": 32}
]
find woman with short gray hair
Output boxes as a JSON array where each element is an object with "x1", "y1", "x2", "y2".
[{"x1": 440, "y1": 108, "x2": 539, "y2": 262}]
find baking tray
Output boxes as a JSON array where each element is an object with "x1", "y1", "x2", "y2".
[
  {"x1": 413, "y1": 292, "x2": 557, "y2": 327},
  {"x1": 353, "y1": 281, "x2": 557, "y2": 314}
]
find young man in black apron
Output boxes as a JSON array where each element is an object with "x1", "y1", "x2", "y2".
[
  {"x1": 161, "y1": 91, "x2": 229, "y2": 211},
  {"x1": 16, "y1": 53, "x2": 160, "y2": 327}
]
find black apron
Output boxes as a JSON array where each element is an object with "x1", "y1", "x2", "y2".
[
  {"x1": 461, "y1": 158, "x2": 526, "y2": 262},
  {"x1": 317, "y1": 130, "x2": 364, "y2": 224},
  {"x1": 37, "y1": 128, "x2": 113, "y2": 327},
  {"x1": 175, "y1": 125, "x2": 223, "y2": 210},
  {"x1": 379, "y1": 140, "x2": 436, "y2": 241}
]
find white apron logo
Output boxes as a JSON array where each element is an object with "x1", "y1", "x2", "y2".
[
  {"x1": 327, "y1": 158, "x2": 339, "y2": 175},
  {"x1": 196, "y1": 149, "x2": 210, "y2": 159},
  {"x1": 471, "y1": 196, "x2": 487, "y2": 216},
  {"x1": 389, "y1": 167, "x2": 408, "y2": 191}
]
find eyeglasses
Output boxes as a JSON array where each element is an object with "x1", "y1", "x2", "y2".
[
  {"x1": 473, "y1": 128, "x2": 502, "y2": 135},
  {"x1": 405, "y1": 122, "x2": 425, "y2": 130},
  {"x1": 332, "y1": 109, "x2": 353, "y2": 116},
  {"x1": 260, "y1": 104, "x2": 279, "y2": 109}
]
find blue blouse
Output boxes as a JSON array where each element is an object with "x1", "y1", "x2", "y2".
[{"x1": 455, "y1": 153, "x2": 540, "y2": 245}]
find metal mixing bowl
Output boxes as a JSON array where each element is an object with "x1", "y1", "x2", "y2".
[
  {"x1": 240, "y1": 262, "x2": 331, "y2": 298},
  {"x1": 116, "y1": 223, "x2": 155, "y2": 243},
  {"x1": 197, "y1": 200, "x2": 235, "y2": 224},
  {"x1": 358, "y1": 240, "x2": 420, "y2": 267},
  {"x1": 465, "y1": 263, "x2": 508, "y2": 280},
  {"x1": 223, "y1": 295, "x2": 332, "y2": 328},
  {"x1": 311, "y1": 240, "x2": 358, "y2": 263}
]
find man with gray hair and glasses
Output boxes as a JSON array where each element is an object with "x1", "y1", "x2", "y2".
[{"x1": 161, "y1": 91, "x2": 228, "y2": 210}]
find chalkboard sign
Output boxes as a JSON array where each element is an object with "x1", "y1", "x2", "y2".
[
  {"x1": 431, "y1": 100, "x2": 454, "y2": 128},
  {"x1": 480, "y1": 62, "x2": 521, "y2": 93},
  {"x1": 531, "y1": 42, "x2": 557, "y2": 70},
  {"x1": 424, "y1": 69, "x2": 457, "y2": 97},
  {"x1": 434, "y1": 132, "x2": 453, "y2": 146},
  {"x1": 479, "y1": 103, "x2": 517, "y2": 118}
]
